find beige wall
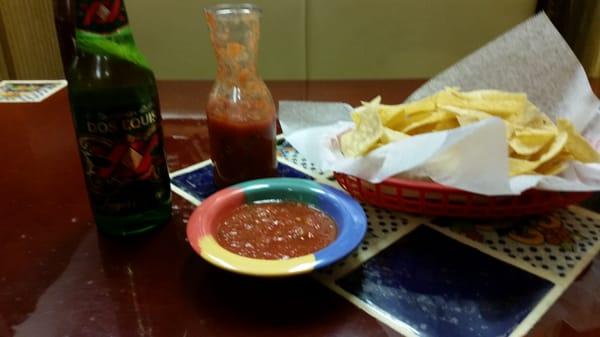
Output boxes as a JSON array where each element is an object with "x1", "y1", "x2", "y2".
[
  {"x1": 305, "y1": 0, "x2": 536, "y2": 79},
  {"x1": 4, "y1": 0, "x2": 600, "y2": 80},
  {"x1": 127, "y1": 0, "x2": 538, "y2": 80},
  {"x1": 127, "y1": 0, "x2": 307, "y2": 80}
]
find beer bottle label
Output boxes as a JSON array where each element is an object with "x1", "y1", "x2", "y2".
[
  {"x1": 74, "y1": 0, "x2": 149, "y2": 68},
  {"x1": 73, "y1": 100, "x2": 171, "y2": 215}
]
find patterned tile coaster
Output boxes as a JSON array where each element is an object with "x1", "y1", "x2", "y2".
[
  {"x1": 316, "y1": 207, "x2": 600, "y2": 337},
  {"x1": 277, "y1": 141, "x2": 600, "y2": 283},
  {"x1": 277, "y1": 138, "x2": 334, "y2": 183},
  {"x1": 170, "y1": 159, "x2": 314, "y2": 205},
  {"x1": 276, "y1": 140, "x2": 600, "y2": 337},
  {"x1": 428, "y1": 208, "x2": 600, "y2": 286},
  {"x1": 317, "y1": 204, "x2": 428, "y2": 280},
  {"x1": 171, "y1": 140, "x2": 600, "y2": 337},
  {"x1": 325, "y1": 226, "x2": 555, "y2": 337}
]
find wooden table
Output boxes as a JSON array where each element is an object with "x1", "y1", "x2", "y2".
[{"x1": 1, "y1": 80, "x2": 599, "y2": 337}]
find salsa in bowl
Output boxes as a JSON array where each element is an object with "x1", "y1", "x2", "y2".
[{"x1": 186, "y1": 178, "x2": 367, "y2": 277}]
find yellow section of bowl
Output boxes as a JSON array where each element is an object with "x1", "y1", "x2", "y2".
[{"x1": 199, "y1": 236, "x2": 317, "y2": 276}]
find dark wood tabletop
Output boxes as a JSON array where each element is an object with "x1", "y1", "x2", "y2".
[{"x1": 1, "y1": 79, "x2": 599, "y2": 337}]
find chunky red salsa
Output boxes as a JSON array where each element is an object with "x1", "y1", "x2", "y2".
[
  {"x1": 215, "y1": 202, "x2": 337, "y2": 259},
  {"x1": 206, "y1": 97, "x2": 277, "y2": 187}
]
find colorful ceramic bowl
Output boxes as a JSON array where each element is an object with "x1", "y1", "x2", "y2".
[{"x1": 186, "y1": 178, "x2": 367, "y2": 277}]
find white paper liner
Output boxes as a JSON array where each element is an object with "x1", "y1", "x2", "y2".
[{"x1": 280, "y1": 13, "x2": 600, "y2": 196}]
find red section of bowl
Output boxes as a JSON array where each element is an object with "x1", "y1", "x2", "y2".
[{"x1": 186, "y1": 186, "x2": 246, "y2": 253}]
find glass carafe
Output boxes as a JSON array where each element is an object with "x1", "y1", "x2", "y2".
[{"x1": 204, "y1": 4, "x2": 277, "y2": 187}]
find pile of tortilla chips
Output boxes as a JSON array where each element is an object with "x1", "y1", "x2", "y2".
[{"x1": 340, "y1": 88, "x2": 600, "y2": 176}]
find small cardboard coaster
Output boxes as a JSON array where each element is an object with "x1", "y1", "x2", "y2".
[{"x1": 0, "y1": 80, "x2": 67, "y2": 103}]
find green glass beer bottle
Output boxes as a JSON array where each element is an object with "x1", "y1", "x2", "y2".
[{"x1": 66, "y1": 0, "x2": 171, "y2": 236}]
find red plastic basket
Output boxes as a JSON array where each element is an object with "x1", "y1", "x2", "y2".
[{"x1": 334, "y1": 172, "x2": 592, "y2": 218}]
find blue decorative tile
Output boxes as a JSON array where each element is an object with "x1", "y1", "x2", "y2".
[
  {"x1": 429, "y1": 213, "x2": 599, "y2": 279},
  {"x1": 171, "y1": 162, "x2": 313, "y2": 203},
  {"x1": 336, "y1": 226, "x2": 553, "y2": 337},
  {"x1": 277, "y1": 139, "x2": 327, "y2": 176}
]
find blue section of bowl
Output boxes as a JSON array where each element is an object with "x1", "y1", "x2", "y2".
[{"x1": 313, "y1": 185, "x2": 367, "y2": 269}]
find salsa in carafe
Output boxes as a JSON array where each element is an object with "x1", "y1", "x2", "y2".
[
  {"x1": 207, "y1": 98, "x2": 276, "y2": 186},
  {"x1": 205, "y1": 4, "x2": 277, "y2": 187}
]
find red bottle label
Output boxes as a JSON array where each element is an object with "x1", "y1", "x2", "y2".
[
  {"x1": 76, "y1": 0, "x2": 128, "y2": 33},
  {"x1": 74, "y1": 102, "x2": 171, "y2": 215}
]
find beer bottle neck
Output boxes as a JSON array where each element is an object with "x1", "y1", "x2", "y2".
[
  {"x1": 73, "y1": 0, "x2": 149, "y2": 69},
  {"x1": 75, "y1": 0, "x2": 130, "y2": 33}
]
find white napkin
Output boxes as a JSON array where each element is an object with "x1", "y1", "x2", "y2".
[{"x1": 280, "y1": 13, "x2": 600, "y2": 196}]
